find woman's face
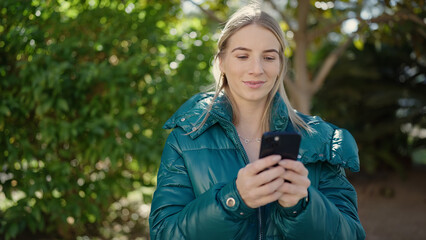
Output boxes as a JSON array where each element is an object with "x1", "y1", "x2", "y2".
[{"x1": 220, "y1": 24, "x2": 281, "y2": 106}]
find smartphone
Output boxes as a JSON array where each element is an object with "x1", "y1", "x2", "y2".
[{"x1": 259, "y1": 131, "x2": 301, "y2": 160}]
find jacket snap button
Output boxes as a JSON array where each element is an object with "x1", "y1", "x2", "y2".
[
  {"x1": 226, "y1": 197, "x2": 236, "y2": 207},
  {"x1": 180, "y1": 118, "x2": 185, "y2": 122}
]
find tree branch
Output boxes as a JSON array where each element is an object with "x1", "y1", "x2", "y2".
[
  {"x1": 311, "y1": 36, "x2": 354, "y2": 93},
  {"x1": 366, "y1": 11, "x2": 426, "y2": 26},
  {"x1": 415, "y1": 27, "x2": 426, "y2": 40},
  {"x1": 307, "y1": 9, "x2": 425, "y2": 42},
  {"x1": 297, "y1": 0, "x2": 309, "y2": 34},
  {"x1": 307, "y1": 17, "x2": 350, "y2": 42},
  {"x1": 185, "y1": 0, "x2": 224, "y2": 23},
  {"x1": 284, "y1": 74, "x2": 297, "y2": 96},
  {"x1": 264, "y1": 0, "x2": 295, "y2": 32}
]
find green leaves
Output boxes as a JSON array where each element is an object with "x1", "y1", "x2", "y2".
[
  {"x1": 314, "y1": 41, "x2": 426, "y2": 175},
  {"x1": 1, "y1": 0, "x2": 214, "y2": 239},
  {"x1": 0, "y1": 106, "x2": 11, "y2": 117}
]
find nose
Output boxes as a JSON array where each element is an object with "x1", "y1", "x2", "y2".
[{"x1": 249, "y1": 58, "x2": 264, "y2": 76}]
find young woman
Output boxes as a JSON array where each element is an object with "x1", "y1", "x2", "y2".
[{"x1": 149, "y1": 4, "x2": 365, "y2": 240}]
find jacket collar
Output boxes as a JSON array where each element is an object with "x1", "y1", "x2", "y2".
[
  {"x1": 270, "y1": 93, "x2": 290, "y2": 131},
  {"x1": 163, "y1": 92, "x2": 290, "y2": 139}
]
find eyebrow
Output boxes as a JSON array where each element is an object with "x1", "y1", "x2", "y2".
[{"x1": 231, "y1": 47, "x2": 279, "y2": 54}]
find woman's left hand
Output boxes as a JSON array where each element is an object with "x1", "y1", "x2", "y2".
[{"x1": 276, "y1": 160, "x2": 311, "y2": 208}]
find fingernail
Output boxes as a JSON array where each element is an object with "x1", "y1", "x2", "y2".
[{"x1": 273, "y1": 155, "x2": 281, "y2": 161}]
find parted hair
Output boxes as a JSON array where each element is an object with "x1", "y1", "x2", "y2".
[{"x1": 198, "y1": 3, "x2": 312, "y2": 134}]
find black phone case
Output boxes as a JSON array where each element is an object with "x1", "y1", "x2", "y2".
[{"x1": 259, "y1": 132, "x2": 301, "y2": 160}]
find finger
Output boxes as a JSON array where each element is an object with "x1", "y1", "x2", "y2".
[
  {"x1": 237, "y1": 178, "x2": 283, "y2": 208},
  {"x1": 246, "y1": 155, "x2": 281, "y2": 175},
  {"x1": 282, "y1": 170, "x2": 311, "y2": 187},
  {"x1": 277, "y1": 181, "x2": 309, "y2": 198},
  {"x1": 257, "y1": 177, "x2": 284, "y2": 195},
  {"x1": 251, "y1": 191, "x2": 283, "y2": 208},
  {"x1": 278, "y1": 160, "x2": 309, "y2": 176},
  {"x1": 256, "y1": 165, "x2": 285, "y2": 185},
  {"x1": 277, "y1": 181, "x2": 296, "y2": 194}
]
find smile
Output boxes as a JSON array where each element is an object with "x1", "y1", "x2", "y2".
[{"x1": 243, "y1": 81, "x2": 265, "y2": 89}]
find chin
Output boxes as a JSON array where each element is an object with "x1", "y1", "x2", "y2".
[{"x1": 244, "y1": 93, "x2": 269, "y2": 103}]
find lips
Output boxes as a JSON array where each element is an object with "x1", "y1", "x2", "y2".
[{"x1": 243, "y1": 81, "x2": 265, "y2": 89}]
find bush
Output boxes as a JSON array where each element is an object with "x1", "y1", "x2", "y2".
[{"x1": 0, "y1": 0, "x2": 214, "y2": 239}]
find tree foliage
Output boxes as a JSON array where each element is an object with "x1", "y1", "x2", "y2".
[
  {"x1": 262, "y1": 0, "x2": 426, "y2": 114},
  {"x1": 314, "y1": 40, "x2": 426, "y2": 175},
  {"x1": 184, "y1": 0, "x2": 425, "y2": 174},
  {"x1": 1, "y1": 0, "x2": 425, "y2": 239},
  {"x1": 0, "y1": 0, "x2": 215, "y2": 239},
  {"x1": 312, "y1": 2, "x2": 426, "y2": 174}
]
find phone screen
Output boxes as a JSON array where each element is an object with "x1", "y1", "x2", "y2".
[{"x1": 259, "y1": 132, "x2": 301, "y2": 160}]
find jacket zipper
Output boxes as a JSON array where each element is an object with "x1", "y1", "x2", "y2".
[
  {"x1": 212, "y1": 113, "x2": 264, "y2": 240},
  {"x1": 211, "y1": 112, "x2": 250, "y2": 164},
  {"x1": 258, "y1": 208, "x2": 263, "y2": 240}
]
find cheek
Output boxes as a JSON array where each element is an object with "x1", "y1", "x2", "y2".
[
  {"x1": 225, "y1": 59, "x2": 244, "y2": 76},
  {"x1": 266, "y1": 63, "x2": 281, "y2": 78}
]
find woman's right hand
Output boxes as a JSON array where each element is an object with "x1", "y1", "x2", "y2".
[{"x1": 235, "y1": 155, "x2": 285, "y2": 208}]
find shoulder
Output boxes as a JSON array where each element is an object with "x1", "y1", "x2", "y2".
[
  {"x1": 163, "y1": 92, "x2": 233, "y2": 140},
  {"x1": 165, "y1": 123, "x2": 235, "y2": 153},
  {"x1": 297, "y1": 113, "x2": 360, "y2": 172},
  {"x1": 163, "y1": 92, "x2": 215, "y2": 131}
]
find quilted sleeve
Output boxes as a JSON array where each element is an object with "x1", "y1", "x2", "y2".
[
  {"x1": 270, "y1": 123, "x2": 365, "y2": 239},
  {"x1": 271, "y1": 162, "x2": 365, "y2": 240},
  {"x1": 149, "y1": 130, "x2": 256, "y2": 240}
]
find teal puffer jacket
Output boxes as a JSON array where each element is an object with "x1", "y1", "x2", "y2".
[{"x1": 149, "y1": 93, "x2": 366, "y2": 240}]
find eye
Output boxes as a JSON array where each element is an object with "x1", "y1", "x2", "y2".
[
  {"x1": 237, "y1": 55, "x2": 248, "y2": 59},
  {"x1": 264, "y1": 56, "x2": 276, "y2": 61}
]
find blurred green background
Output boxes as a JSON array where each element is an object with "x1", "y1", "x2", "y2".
[{"x1": 0, "y1": 0, "x2": 425, "y2": 239}]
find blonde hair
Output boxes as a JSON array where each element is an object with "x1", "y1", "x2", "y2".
[{"x1": 198, "y1": 4, "x2": 312, "y2": 133}]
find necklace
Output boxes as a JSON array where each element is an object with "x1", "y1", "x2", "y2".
[{"x1": 238, "y1": 135, "x2": 261, "y2": 144}]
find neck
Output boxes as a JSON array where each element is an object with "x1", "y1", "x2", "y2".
[{"x1": 234, "y1": 99, "x2": 267, "y2": 137}]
